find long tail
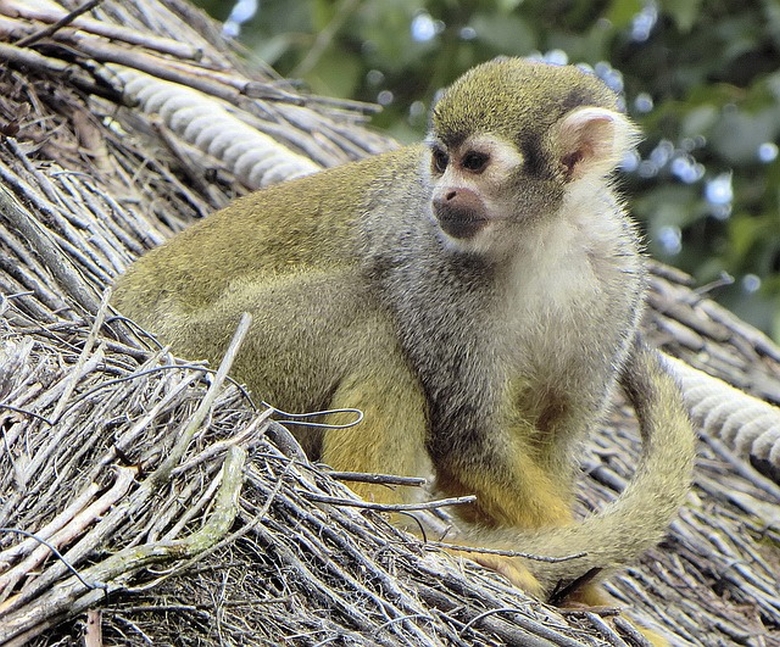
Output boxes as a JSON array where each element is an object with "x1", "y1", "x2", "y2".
[{"x1": 511, "y1": 340, "x2": 696, "y2": 598}]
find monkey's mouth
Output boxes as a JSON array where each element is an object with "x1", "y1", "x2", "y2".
[{"x1": 434, "y1": 207, "x2": 488, "y2": 240}]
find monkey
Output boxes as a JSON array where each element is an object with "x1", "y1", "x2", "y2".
[{"x1": 112, "y1": 58, "x2": 695, "y2": 615}]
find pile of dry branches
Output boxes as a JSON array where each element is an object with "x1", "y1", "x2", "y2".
[
  {"x1": 0, "y1": 1, "x2": 778, "y2": 645},
  {"x1": 4, "y1": 298, "x2": 611, "y2": 646}
]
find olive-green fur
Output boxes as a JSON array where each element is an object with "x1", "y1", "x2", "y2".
[
  {"x1": 433, "y1": 59, "x2": 618, "y2": 151},
  {"x1": 113, "y1": 146, "x2": 427, "y2": 459},
  {"x1": 114, "y1": 148, "x2": 418, "y2": 318}
]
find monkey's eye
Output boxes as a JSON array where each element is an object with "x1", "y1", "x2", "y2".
[
  {"x1": 461, "y1": 151, "x2": 489, "y2": 173},
  {"x1": 431, "y1": 148, "x2": 449, "y2": 174}
]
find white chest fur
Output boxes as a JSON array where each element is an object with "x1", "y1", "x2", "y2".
[{"x1": 501, "y1": 183, "x2": 638, "y2": 379}]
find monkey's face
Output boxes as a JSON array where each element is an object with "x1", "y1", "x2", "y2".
[
  {"x1": 428, "y1": 135, "x2": 524, "y2": 243},
  {"x1": 426, "y1": 105, "x2": 638, "y2": 257},
  {"x1": 427, "y1": 58, "x2": 639, "y2": 256},
  {"x1": 427, "y1": 132, "x2": 572, "y2": 257}
]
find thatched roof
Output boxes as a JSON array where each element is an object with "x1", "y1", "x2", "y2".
[{"x1": 0, "y1": 1, "x2": 777, "y2": 645}]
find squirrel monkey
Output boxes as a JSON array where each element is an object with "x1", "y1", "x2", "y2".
[{"x1": 113, "y1": 58, "x2": 695, "y2": 608}]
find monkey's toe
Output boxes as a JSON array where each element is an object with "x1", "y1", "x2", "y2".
[{"x1": 470, "y1": 553, "x2": 543, "y2": 596}]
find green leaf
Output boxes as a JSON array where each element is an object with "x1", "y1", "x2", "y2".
[
  {"x1": 606, "y1": 0, "x2": 643, "y2": 29},
  {"x1": 469, "y1": 12, "x2": 535, "y2": 54},
  {"x1": 312, "y1": 0, "x2": 335, "y2": 29},
  {"x1": 660, "y1": 0, "x2": 703, "y2": 32},
  {"x1": 728, "y1": 214, "x2": 768, "y2": 262},
  {"x1": 497, "y1": 0, "x2": 525, "y2": 12},
  {"x1": 681, "y1": 105, "x2": 719, "y2": 138},
  {"x1": 305, "y1": 49, "x2": 362, "y2": 98}
]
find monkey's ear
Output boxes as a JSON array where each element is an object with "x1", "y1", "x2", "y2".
[{"x1": 555, "y1": 107, "x2": 638, "y2": 182}]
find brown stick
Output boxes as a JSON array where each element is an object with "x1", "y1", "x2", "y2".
[{"x1": 15, "y1": 0, "x2": 103, "y2": 47}]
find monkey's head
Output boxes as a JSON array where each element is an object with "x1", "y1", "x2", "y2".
[{"x1": 428, "y1": 58, "x2": 638, "y2": 253}]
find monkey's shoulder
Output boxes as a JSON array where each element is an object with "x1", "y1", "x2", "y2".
[
  {"x1": 168, "y1": 144, "x2": 425, "y2": 261},
  {"x1": 113, "y1": 145, "x2": 426, "y2": 319}
]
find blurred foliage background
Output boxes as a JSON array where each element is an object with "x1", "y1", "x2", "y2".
[{"x1": 196, "y1": 0, "x2": 780, "y2": 341}]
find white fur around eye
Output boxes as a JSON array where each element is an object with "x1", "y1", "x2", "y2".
[{"x1": 463, "y1": 136, "x2": 524, "y2": 177}]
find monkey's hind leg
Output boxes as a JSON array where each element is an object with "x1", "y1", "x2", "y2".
[{"x1": 319, "y1": 347, "x2": 431, "y2": 505}]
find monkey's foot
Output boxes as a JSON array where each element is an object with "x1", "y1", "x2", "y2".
[
  {"x1": 467, "y1": 552, "x2": 544, "y2": 596},
  {"x1": 559, "y1": 583, "x2": 673, "y2": 647},
  {"x1": 466, "y1": 556, "x2": 673, "y2": 646}
]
